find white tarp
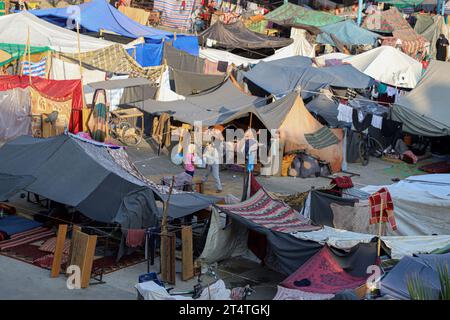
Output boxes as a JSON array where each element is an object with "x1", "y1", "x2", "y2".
[
  {"x1": 155, "y1": 68, "x2": 185, "y2": 102},
  {"x1": 291, "y1": 226, "x2": 375, "y2": 249},
  {"x1": 0, "y1": 87, "x2": 31, "y2": 142},
  {"x1": 381, "y1": 235, "x2": 450, "y2": 259},
  {"x1": 0, "y1": 12, "x2": 112, "y2": 53},
  {"x1": 343, "y1": 46, "x2": 422, "y2": 88},
  {"x1": 361, "y1": 174, "x2": 450, "y2": 236},
  {"x1": 199, "y1": 27, "x2": 315, "y2": 67}
]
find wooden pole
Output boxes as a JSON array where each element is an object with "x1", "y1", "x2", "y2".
[
  {"x1": 26, "y1": 26, "x2": 31, "y2": 84},
  {"x1": 76, "y1": 22, "x2": 85, "y2": 108},
  {"x1": 377, "y1": 199, "x2": 384, "y2": 257}
]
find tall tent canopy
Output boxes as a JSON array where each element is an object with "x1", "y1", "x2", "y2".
[
  {"x1": 198, "y1": 20, "x2": 293, "y2": 50},
  {"x1": 392, "y1": 60, "x2": 450, "y2": 136},
  {"x1": 343, "y1": 46, "x2": 422, "y2": 88},
  {"x1": 243, "y1": 56, "x2": 373, "y2": 98},
  {"x1": 316, "y1": 20, "x2": 380, "y2": 46},
  {"x1": 0, "y1": 11, "x2": 112, "y2": 53},
  {"x1": 0, "y1": 43, "x2": 51, "y2": 67},
  {"x1": 264, "y1": 2, "x2": 344, "y2": 28},
  {"x1": 414, "y1": 14, "x2": 450, "y2": 60}
]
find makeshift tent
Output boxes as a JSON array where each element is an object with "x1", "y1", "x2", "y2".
[
  {"x1": 0, "y1": 43, "x2": 51, "y2": 67},
  {"x1": 316, "y1": 20, "x2": 380, "y2": 47},
  {"x1": 392, "y1": 60, "x2": 450, "y2": 136},
  {"x1": 153, "y1": 0, "x2": 196, "y2": 30},
  {"x1": 32, "y1": 1, "x2": 165, "y2": 41},
  {"x1": 0, "y1": 134, "x2": 218, "y2": 224},
  {"x1": 280, "y1": 246, "x2": 367, "y2": 295},
  {"x1": 380, "y1": 0, "x2": 425, "y2": 8},
  {"x1": 361, "y1": 174, "x2": 450, "y2": 236},
  {"x1": 0, "y1": 76, "x2": 84, "y2": 136},
  {"x1": 199, "y1": 27, "x2": 315, "y2": 67},
  {"x1": 343, "y1": 46, "x2": 422, "y2": 88},
  {"x1": 414, "y1": 14, "x2": 450, "y2": 60},
  {"x1": 264, "y1": 2, "x2": 344, "y2": 27},
  {"x1": 381, "y1": 253, "x2": 450, "y2": 300},
  {"x1": 163, "y1": 42, "x2": 205, "y2": 73},
  {"x1": 362, "y1": 7, "x2": 427, "y2": 57},
  {"x1": 198, "y1": 20, "x2": 293, "y2": 50},
  {"x1": 200, "y1": 188, "x2": 378, "y2": 276},
  {"x1": 0, "y1": 11, "x2": 112, "y2": 53},
  {"x1": 243, "y1": 56, "x2": 373, "y2": 98},
  {"x1": 58, "y1": 44, "x2": 164, "y2": 83},
  {"x1": 127, "y1": 43, "x2": 164, "y2": 67},
  {"x1": 170, "y1": 68, "x2": 226, "y2": 95}
]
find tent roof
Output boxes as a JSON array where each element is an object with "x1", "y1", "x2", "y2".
[
  {"x1": 0, "y1": 134, "x2": 217, "y2": 224},
  {"x1": 264, "y1": 2, "x2": 344, "y2": 27},
  {"x1": 343, "y1": 46, "x2": 422, "y2": 88},
  {"x1": 393, "y1": 60, "x2": 450, "y2": 136},
  {"x1": 243, "y1": 56, "x2": 373, "y2": 98},
  {"x1": 316, "y1": 20, "x2": 380, "y2": 46},
  {"x1": 198, "y1": 20, "x2": 293, "y2": 50},
  {"x1": 30, "y1": 0, "x2": 172, "y2": 41},
  {"x1": 88, "y1": 77, "x2": 152, "y2": 90},
  {"x1": 140, "y1": 79, "x2": 267, "y2": 126},
  {"x1": 0, "y1": 43, "x2": 51, "y2": 67},
  {"x1": 0, "y1": 11, "x2": 112, "y2": 53}
]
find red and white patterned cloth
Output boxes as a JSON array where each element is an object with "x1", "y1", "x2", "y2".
[{"x1": 368, "y1": 187, "x2": 397, "y2": 231}]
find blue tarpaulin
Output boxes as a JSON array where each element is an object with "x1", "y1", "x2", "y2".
[
  {"x1": 127, "y1": 43, "x2": 163, "y2": 67},
  {"x1": 29, "y1": 0, "x2": 199, "y2": 55},
  {"x1": 244, "y1": 56, "x2": 373, "y2": 98},
  {"x1": 316, "y1": 20, "x2": 380, "y2": 46}
]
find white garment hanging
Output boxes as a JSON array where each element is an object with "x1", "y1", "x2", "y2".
[
  {"x1": 371, "y1": 114, "x2": 383, "y2": 129},
  {"x1": 337, "y1": 103, "x2": 353, "y2": 123}
]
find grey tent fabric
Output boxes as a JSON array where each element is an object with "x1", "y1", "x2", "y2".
[
  {"x1": 304, "y1": 126, "x2": 339, "y2": 149},
  {"x1": 140, "y1": 79, "x2": 267, "y2": 126},
  {"x1": 88, "y1": 78, "x2": 152, "y2": 90},
  {"x1": 199, "y1": 20, "x2": 293, "y2": 50},
  {"x1": 0, "y1": 174, "x2": 35, "y2": 201},
  {"x1": 306, "y1": 94, "x2": 340, "y2": 127},
  {"x1": 306, "y1": 190, "x2": 357, "y2": 227},
  {"x1": 381, "y1": 253, "x2": 450, "y2": 300},
  {"x1": 393, "y1": 60, "x2": 450, "y2": 137},
  {"x1": 0, "y1": 135, "x2": 217, "y2": 224},
  {"x1": 171, "y1": 68, "x2": 227, "y2": 95},
  {"x1": 163, "y1": 42, "x2": 205, "y2": 73},
  {"x1": 244, "y1": 57, "x2": 373, "y2": 98},
  {"x1": 414, "y1": 14, "x2": 449, "y2": 60},
  {"x1": 220, "y1": 205, "x2": 377, "y2": 276}
]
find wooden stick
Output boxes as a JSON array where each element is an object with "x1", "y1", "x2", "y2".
[
  {"x1": 377, "y1": 198, "x2": 384, "y2": 257},
  {"x1": 161, "y1": 176, "x2": 175, "y2": 234},
  {"x1": 51, "y1": 224, "x2": 68, "y2": 278},
  {"x1": 76, "y1": 22, "x2": 85, "y2": 108},
  {"x1": 26, "y1": 26, "x2": 31, "y2": 84}
]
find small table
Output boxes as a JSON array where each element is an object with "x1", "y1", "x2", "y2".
[{"x1": 110, "y1": 107, "x2": 144, "y2": 142}]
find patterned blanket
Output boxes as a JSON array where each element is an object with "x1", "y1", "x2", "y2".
[{"x1": 217, "y1": 188, "x2": 321, "y2": 233}]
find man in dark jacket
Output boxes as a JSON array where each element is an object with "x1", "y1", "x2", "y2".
[{"x1": 436, "y1": 34, "x2": 449, "y2": 61}]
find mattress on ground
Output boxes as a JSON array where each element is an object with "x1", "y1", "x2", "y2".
[{"x1": 0, "y1": 215, "x2": 43, "y2": 237}]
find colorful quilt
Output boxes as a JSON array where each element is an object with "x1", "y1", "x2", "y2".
[
  {"x1": 153, "y1": 0, "x2": 197, "y2": 30},
  {"x1": 217, "y1": 188, "x2": 321, "y2": 233},
  {"x1": 281, "y1": 246, "x2": 367, "y2": 294}
]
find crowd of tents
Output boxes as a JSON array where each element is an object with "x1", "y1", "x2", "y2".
[{"x1": 0, "y1": 0, "x2": 449, "y2": 300}]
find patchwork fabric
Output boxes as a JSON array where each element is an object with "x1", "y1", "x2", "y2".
[
  {"x1": 38, "y1": 237, "x2": 71, "y2": 254},
  {"x1": 273, "y1": 286, "x2": 334, "y2": 300},
  {"x1": 0, "y1": 227, "x2": 53, "y2": 251},
  {"x1": 304, "y1": 127, "x2": 339, "y2": 149},
  {"x1": 217, "y1": 188, "x2": 321, "y2": 233},
  {"x1": 281, "y1": 246, "x2": 367, "y2": 294},
  {"x1": 59, "y1": 44, "x2": 163, "y2": 83},
  {"x1": 368, "y1": 187, "x2": 397, "y2": 231}
]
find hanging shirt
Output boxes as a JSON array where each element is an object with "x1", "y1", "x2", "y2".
[
  {"x1": 337, "y1": 103, "x2": 353, "y2": 123},
  {"x1": 371, "y1": 115, "x2": 383, "y2": 129}
]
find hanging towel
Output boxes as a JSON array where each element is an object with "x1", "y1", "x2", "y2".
[
  {"x1": 21, "y1": 58, "x2": 47, "y2": 77},
  {"x1": 337, "y1": 103, "x2": 353, "y2": 123},
  {"x1": 368, "y1": 187, "x2": 397, "y2": 231},
  {"x1": 371, "y1": 115, "x2": 383, "y2": 129},
  {"x1": 126, "y1": 229, "x2": 146, "y2": 248}
]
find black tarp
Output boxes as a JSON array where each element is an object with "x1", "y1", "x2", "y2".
[
  {"x1": 307, "y1": 189, "x2": 357, "y2": 227},
  {"x1": 199, "y1": 20, "x2": 293, "y2": 50},
  {"x1": 163, "y1": 42, "x2": 204, "y2": 73},
  {"x1": 171, "y1": 68, "x2": 226, "y2": 95},
  {"x1": 0, "y1": 135, "x2": 218, "y2": 226},
  {"x1": 221, "y1": 207, "x2": 378, "y2": 276}
]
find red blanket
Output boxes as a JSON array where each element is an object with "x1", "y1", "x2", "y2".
[{"x1": 368, "y1": 187, "x2": 397, "y2": 231}]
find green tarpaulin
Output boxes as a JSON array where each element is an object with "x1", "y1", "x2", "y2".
[
  {"x1": 0, "y1": 43, "x2": 51, "y2": 67},
  {"x1": 265, "y1": 3, "x2": 344, "y2": 28},
  {"x1": 379, "y1": 0, "x2": 425, "y2": 9}
]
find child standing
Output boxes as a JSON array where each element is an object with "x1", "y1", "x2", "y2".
[{"x1": 184, "y1": 144, "x2": 196, "y2": 177}]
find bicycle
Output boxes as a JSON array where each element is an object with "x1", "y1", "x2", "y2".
[{"x1": 358, "y1": 130, "x2": 384, "y2": 166}]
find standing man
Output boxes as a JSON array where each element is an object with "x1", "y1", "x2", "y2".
[
  {"x1": 436, "y1": 34, "x2": 449, "y2": 61},
  {"x1": 202, "y1": 126, "x2": 223, "y2": 193}
]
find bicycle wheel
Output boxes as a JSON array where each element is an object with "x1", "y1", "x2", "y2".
[
  {"x1": 119, "y1": 121, "x2": 142, "y2": 146},
  {"x1": 359, "y1": 140, "x2": 369, "y2": 166},
  {"x1": 368, "y1": 137, "x2": 384, "y2": 158}
]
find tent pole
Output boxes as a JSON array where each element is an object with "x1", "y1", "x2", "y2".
[
  {"x1": 27, "y1": 26, "x2": 31, "y2": 85},
  {"x1": 76, "y1": 22, "x2": 85, "y2": 108},
  {"x1": 357, "y1": 0, "x2": 364, "y2": 26},
  {"x1": 441, "y1": 0, "x2": 446, "y2": 16},
  {"x1": 377, "y1": 198, "x2": 384, "y2": 257}
]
